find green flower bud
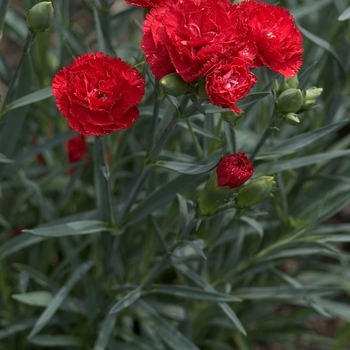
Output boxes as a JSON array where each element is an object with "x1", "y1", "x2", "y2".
[
  {"x1": 160, "y1": 73, "x2": 188, "y2": 97},
  {"x1": 304, "y1": 87, "x2": 323, "y2": 101},
  {"x1": 277, "y1": 88, "x2": 303, "y2": 113},
  {"x1": 285, "y1": 75, "x2": 299, "y2": 89},
  {"x1": 26, "y1": 2, "x2": 54, "y2": 33},
  {"x1": 236, "y1": 176, "x2": 275, "y2": 208},
  {"x1": 301, "y1": 99, "x2": 316, "y2": 110},
  {"x1": 196, "y1": 173, "x2": 232, "y2": 217},
  {"x1": 283, "y1": 113, "x2": 300, "y2": 125},
  {"x1": 195, "y1": 79, "x2": 208, "y2": 99}
]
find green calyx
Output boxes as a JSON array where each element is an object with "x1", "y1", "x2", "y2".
[
  {"x1": 26, "y1": 2, "x2": 54, "y2": 33},
  {"x1": 236, "y1": 176, "x2": 275, "y2": 208}
]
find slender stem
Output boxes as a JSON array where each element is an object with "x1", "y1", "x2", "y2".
[
  {"x1": 224, "y1": 121, "x2": 237, "y2": 154},
  {"x1": 93, "y1": 136, "x2": 114, "y2": 224},
  {"x1": 1, "y1": 32, "x2": 36, "y2": 113},
  {"x1": 119, "y1": 95, "x2": 189, "y2": 226},
  {"x1": 186, "y1": 119, "x2": 204, "y2": 159},
  {"x1": 118, "y1": 168, "x2": 148, "y2": 225},
  {"x1": 146, "y1": 80, "x2": 161, "y2": 157},
  {"x1": 250, "y1": 105, "x2": 279, "y2": 162},
  {"x1": 143, "y1": 216, "x2": 198, "y2": 289},
  {"x1": 147, "y1": 95, "x2": 189, "y2": 163}
]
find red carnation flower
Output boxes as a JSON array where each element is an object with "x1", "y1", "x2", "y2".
[
  {"x1": 142, "y1": 0, "x2": 256, "y2": 82},
  {"x1": 125, "y1": 0, "x2": 173, "y2": 8},
  {"x1": 216, "y1": 152, "x2": 254, "y2": 188},
  {"x1": 237, "y1": 0, "x2": 303, "y2": 78},
  {"x1": 205, "y1": 57, "x2": 257, "y2": 113},
  {"x1": 52, "y1": 53, "x2": 145, "y2": 136}
]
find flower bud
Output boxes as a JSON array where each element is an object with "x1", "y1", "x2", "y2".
[
  {"x1": 236, "y1": 176, "x2": 275, "y2": 208},
  {"x1": 299, "y1": 87, "x2": 322, "y2": 110},
  {"x1": 26, "y1": 2, "x2": 54, "y2": 33},
  {"x1": 196, "y1": 152, "x2": 254, "y2": 216},
  {"x1": 160, "y1": 73, "x2": 188, "y2": 97},
  {"x1": 196, "y1": 173, "x2": 232, "y2": 217},
  {"x1": 195, "y1": 79, "x2": 208, "y2": 99},
  {"x1": 285, "y1": 75, "x2": 299, "y2": 89},
  {"x1": 283, "y1": 113, "x2": 300, "y2": 125},
  {"x1": 277, "y1": 88, "x2": 303, "y2": 114},
  {"x1": 301, "y1": 99, "x2": 316, "y2": 110},
  {"x1": 304, "y1": 87, "x2": 323, "y2": 101}
]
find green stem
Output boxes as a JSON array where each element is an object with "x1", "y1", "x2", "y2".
[
  {"x1": 93, "y1": 136, "x2": 114, "y2": 224},
  {"x1": 186, "y1": 119, "x2": 204, "y2": 159},
  {"x1": 119, "y1": 95, "x2": 189, "y2": 226},
  {"x1": 224, "y1": 121, "x2": 237, "y2": 154},
  {"x1": 146, "y1": 80, "x2": 161, "y2": 157},
  {"x1": 1, "y1": 32, "x2": 36, "y2": 113},
  {"x1": 143, "y1": 216, "x2": 198, "y2": 289},
  {"x1": 250, "y1": 105, "x2": 278, "y2": 162}
]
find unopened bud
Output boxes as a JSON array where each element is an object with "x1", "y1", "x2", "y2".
[
  {"x1": 160, "y1": 73, "x2": 188, "y2": 97},
  {"x1": 277, "y1": 88, "x2": 303, "y2": 114},
  {"x1": 26, "y1": 2, "x2": 54, "y2": 33},
  {"x1": 285, "y1": 75, "x2": 299, "y2": 89},
  {"x1": 196, "y1": 173, "x2": 231, "y2": 217},
  {"x1": 305, "y1": 87, "x2": 323, "y2": 101},
  {"x1": 283, "y1": 113, "x2": 300, "y2": 126},
  {"x1": 236, "y1": 176, "x2": 275, "y2": 208},
  {"x1": 301, "y1": 99, "x2": 316, "y2": 110}
]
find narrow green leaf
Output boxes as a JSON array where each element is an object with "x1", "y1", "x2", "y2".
[
  {"x1": 28, "y1": 261, "x2": 93, "y2": 338},
  {"x1": 130, "y1": 173, "x2": 205, "y2": 225},
  {"x1": 180, "y1": 240, "x2": 207, "y2": 260},
  {"x1": 93, "y1": 6, "x2": 106, "y2": 53},
  {"x1": 234, "y1": 286, "x2": 338, "y2": 300},
  {"x1": 304, "y1": 298, "x2": 350, "y2": 323},
  {"x1": 298, "y1": 26, "x2": 345, "y2": 72},
  {"x1": 29, "y1": 335, "x2": 81, "y2": 347},
  {"x1": 13, "y1": 263, "x2": 60, "y2": 290},
  {"x1": 179, "y1": 121, "x2": 219, "y2": 140},
  {"x1": 93, "y1": 313, "x2": 118, "y2": 350},
  {"x1": 24, "y1": 220, "x2": 108, "y2": 237},
  {"x1": 0, "y1": 234, "x2": 48, "y2": 261},
  {"x1": 12, "y1": 291, "x2": 55, "y2": 307},
  {"x1": 338, "y1": 6, "x2": 350, "y2": 21},
  {"x1": 135, "y1": 299, "x2": 200, "y2": 350},
  {"x1": 151, "y1": 284, "x2": 241, "y2": 302},
  {"x1": 155, "y1": 161, "x2": 215, "y2": 175},
  {"x1": 175, "y1": 263, "x2": 246, "y2": 335},
  {"x1": 11, "y1": 291, "x2": 83, "y2": 313},
  {"x1": 52, "y1": 19, "x2": 85, "y2": 55},
  {"x1": 236, "y1": 91, "x2": 270, "y2": 109},
  {"x1": 109, "y1": 287, "x2": 142, "y2": 314},
  {"x1": 291, "y1": 0, "x2": 332, "y2": 20},
  {"x1": 0, "y1": 318, "x2": 36, "y2": 340},
  {"x1": 269, "y1": 121, "x2": 347, "y2": 154},
  {"x1": 255, "y1": 149, "x2": 350, "y2": 175},
  {"x1": 5, "y1": 87, "x2": 52, "y2": 112}
]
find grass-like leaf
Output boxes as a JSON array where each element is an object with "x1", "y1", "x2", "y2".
[{"x1": 28, "y1": 261, "x2": 93, "y2": 338}]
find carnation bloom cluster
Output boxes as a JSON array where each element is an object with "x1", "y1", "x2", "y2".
[{"x1": 140, "y1": 0, "x2": 303, "y2": 113}]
